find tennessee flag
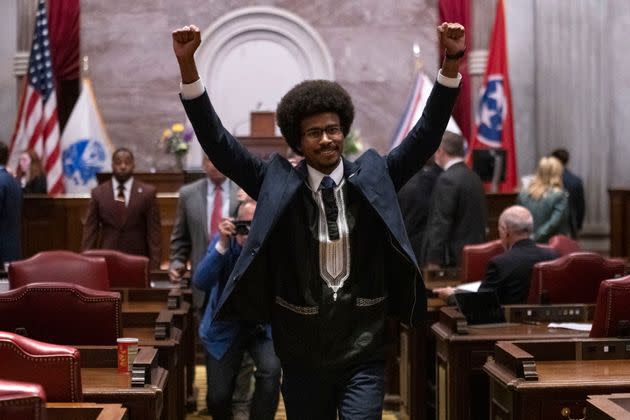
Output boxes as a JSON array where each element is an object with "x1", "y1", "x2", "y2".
[{"x1": 468, "y1": 0, "x2": 517, "y2": 191}]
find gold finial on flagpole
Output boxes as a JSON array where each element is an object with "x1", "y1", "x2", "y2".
[
  {"x1": 82, "y1": 55, "x2": 89, "y2": 76},
  {"x1": 412, "y1": 42, "x2": 424, "y2": 72}
]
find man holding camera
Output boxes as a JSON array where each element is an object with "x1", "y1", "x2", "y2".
[{"x1": 193, "y1": 200, "x2": 281, "y2": 420}]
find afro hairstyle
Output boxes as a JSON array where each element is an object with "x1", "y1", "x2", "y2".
[{"x1": 276, "y1": 80, "x2": 354, "y2": 156}]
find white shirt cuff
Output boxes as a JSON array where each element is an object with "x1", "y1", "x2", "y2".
[
  {"x1": 214, "y1": 241, "x2": 228, "y2": 255},
  {"x1": 180, "y1": 78, "x2": 205, "y2": 99},
  {"x1": 437, "y1": 70, "x2": 462, "y2": 88}
]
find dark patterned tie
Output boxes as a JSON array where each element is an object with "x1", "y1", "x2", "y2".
[
  {"x1": 320, "y1": 176, "x2": 339, "y2": 240},
  {"x1": 116, "y1": 184, "x2": 125, "y2": 204}
]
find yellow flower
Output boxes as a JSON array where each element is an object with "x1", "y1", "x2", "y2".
[
  {"x1": 171, "y1": 123, "x2": 185, "y2": 132},
  {"x1": 162, "y1": 129, "x2": 173, "y2": 138}
]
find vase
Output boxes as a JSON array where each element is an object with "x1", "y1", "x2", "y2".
[{"x1": 174, "y1": 154, "x2": 185, "y2": 172}]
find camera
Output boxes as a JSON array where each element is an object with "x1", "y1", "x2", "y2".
[{"x1": 233, "y1": 220, "x2": 251, "y2": 236}]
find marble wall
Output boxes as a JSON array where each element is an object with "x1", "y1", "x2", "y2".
[
  {"x1": 80, "y1": 0, "x2": 443, "y2": 170},
  {"x1": 2, "y1": 1, "x2": 629, "y2": 230}
]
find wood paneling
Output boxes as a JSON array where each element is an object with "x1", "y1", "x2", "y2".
[
  {"x1": 21, "y1": 194, "x2": 178, "y2": 267},
  {"x1": 609, "y1": 189, "x2": 630, "y2": 258}
]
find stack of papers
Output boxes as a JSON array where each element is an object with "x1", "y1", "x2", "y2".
[{"x1": 547, "y1": 322, "x2": 592, "y2": 332}]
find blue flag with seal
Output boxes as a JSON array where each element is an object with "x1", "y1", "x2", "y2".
[{"x1": 61, "y1": 77, "x2": 113, "y2": 193}]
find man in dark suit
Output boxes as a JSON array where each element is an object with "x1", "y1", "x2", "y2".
[
  {"x1": 435, "y1": 205, "x2": 558, "y2": 304},
  {"x1": 0, "y1": 141, "x2": 22, "y2": 267},
  {"x1": 422, "y1": 132, "x2": 487, "y2": 268},
  {"x1": 172, "y1": 22, "x2": 464, "y2": 418},
  {"x1": 82, "y1": 148, "x2": 161, "y2": 268},
  {"x1": 398, "y1": 159, "x2": 443, "y2": 261},
  {"x1": 551, "y1": 148, "x2": 585, "y2": 238}
]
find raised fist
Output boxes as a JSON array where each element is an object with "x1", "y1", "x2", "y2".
[
  {"x1": 437, "y1": 22, "x2": 466, "y2": 57},
  {"x1": 172, "y1": 25, "x2": 201, "y2": 60}
]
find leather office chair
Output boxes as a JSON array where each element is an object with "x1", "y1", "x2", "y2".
[
  {"x1": 83, "y1": 249, "x2": 149, "y2": 288},
  {"x1": 8, "y1": 250, "x2": 109, "y2": 290},
  {"x1": 590, "y1": 275, "x2": 630, "y2": 338},
  {"x1": 0, "y1": 283, "x2": 121, "y2": 345},
  {"x1": 0, "y1": 331, "x2": 82, "y2": 402},
  {"x1": 527, "y1": 252, "x2": 626, "y2": 304},
  {"x1": 460, "y1": 240, "x2": 504, "y2": 282},
  {"x1": 0, "y1": 379, "x2": 47, "y2": 420},
  {"x1": 548, "y1": 234, "x2": 581, "y2": 256}
]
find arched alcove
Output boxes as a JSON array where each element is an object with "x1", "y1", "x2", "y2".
[{"x1": 188, "y1": 6, "x2": 334, "y2": 165}]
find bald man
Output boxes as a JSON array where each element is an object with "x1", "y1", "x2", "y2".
[{"x1": 435, "y1": 205, "x2": 558, "y2": 304}]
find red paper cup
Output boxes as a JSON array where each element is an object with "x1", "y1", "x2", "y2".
[{"x1": 117, "y1": 337, "x2": 139, "y2": 372}]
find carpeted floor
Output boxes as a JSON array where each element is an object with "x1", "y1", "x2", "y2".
[{"x1": 186, "y1": 365, "x2": 400, "y2": 419}]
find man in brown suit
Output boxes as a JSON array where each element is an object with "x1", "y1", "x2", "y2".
[{"x1": 82, "y1": 148, "x2": 161, "y2": 268}]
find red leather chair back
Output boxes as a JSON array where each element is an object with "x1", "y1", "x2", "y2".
[
  {"x1": 0, "y1": 283, "x2": 121, "y2": 345},
  {"x1": 82, "y1": 249, "x2": 149, "y2": 288},
  {"x1": 0, "y1": 379, "x2": 46, "y2": 420},
  {"x1": 0, "y1": 331, "x2": 82, "y2": 402},
  {"x1": 527, "y1": 252, "x2": 626, "y2": 304},
  {"x1": 8, "y1": 251, "x2": 109, "y2": 290},
  {"x1": 548, "y1": 234, "x2": 581, "y2": 256},
  {"x1": 460, "y1": 240, "x2": 504, "y2": 282},
  {"x1": 590, "y1": 275, "x2": 630, "y2": 338}
]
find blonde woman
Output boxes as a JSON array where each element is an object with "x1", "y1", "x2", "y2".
[{"x1": 517, "y1": 156, "x2": 570, "y2": 242}]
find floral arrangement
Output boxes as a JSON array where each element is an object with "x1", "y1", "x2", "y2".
[
  {"x1": 343, "y1": 128, "x2": 364, "y2": 159},
  {"x1": 159, "y1": 123, "x2": 194, "y2": 156}
]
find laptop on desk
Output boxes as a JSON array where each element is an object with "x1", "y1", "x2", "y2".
[{"x1": 454, "y1": 290, "x2": 507, "y2": 326}]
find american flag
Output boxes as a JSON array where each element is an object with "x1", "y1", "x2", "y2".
[{"x1": 10, "y1": 0, "x2": 63, "y2": 194}]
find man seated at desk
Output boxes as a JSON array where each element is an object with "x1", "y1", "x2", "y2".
[{"x1": 434, "y1": 205, "x2": 558, "y2": 305}]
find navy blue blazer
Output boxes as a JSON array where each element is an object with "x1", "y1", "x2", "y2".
[
  {"x1": 0, "y1": 168, "x2": 23, "y2": 265},
  {"x1": 193, "y1": 235, "x2": 272, "y2": 359},
  {"x1": 182, "y1": 82, "x2": 459, "y2": 327}
]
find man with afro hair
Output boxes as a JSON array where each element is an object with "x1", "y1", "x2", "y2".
[{"x1": 173, "y1": 22, "x2": 465, "y2": 419}]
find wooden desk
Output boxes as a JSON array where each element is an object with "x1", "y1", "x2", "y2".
[
  {"x1": 120, "y1": 290, "x2": 194, "y2": 414},
  {"x1": 431, "y1": 305, "x2": 592, "y2": 420},
  {"x1": 587, "y1": 393, "x2": 630, "y2": 419},
  {"x1": 78, "y1": 346, "x2": 165, "y2": 420},
  {"x1": 609, "y1": 188, "x2": 630, "y2": 258},
  {"x1": 121, "y1": 311, "x2": 183, "y2": 420},
  {"x1": 46, "y1": 402, "x2": 128, "y2": 419},
  {"x1": 484, "y1": 338, "x2": 630, "y2": 420},
  {"x1": 399, "y1": 297, "x2": 445, "y2": 420}
]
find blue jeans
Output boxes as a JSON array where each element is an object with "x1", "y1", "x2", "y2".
[
  {"x1": 205, "y1": 325, "x2": 281, "y2": 420},
  {"x1": 281, "y1": 360, "x2": 385, "y2": 420}
]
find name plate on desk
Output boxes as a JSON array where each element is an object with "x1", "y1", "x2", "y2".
[
  {"x1": 438, "y1": 303, "x2": 596, "y2": 335},
  {"x1": 167, "y1": 289, "x2": 181, "y2": 310},
  {"x1": 131, "y1": 347, "x2": 159, "y2": 387},
  {"x1": 504, "y1": 303, "x2": 594, "y2": 323},
  {"x1": 154, "y1": 311, "x2": 173, "y2": 340}
]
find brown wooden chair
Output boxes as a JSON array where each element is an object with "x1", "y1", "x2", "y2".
[
  {"x1": 0, "y1": 282, "x2": 121, "y2": 346},
  {"x1": 8, "y1": 250, "x2": 109, "y2": 290},
  {"x1": 0, "y1": 331, "x2": 82, "y2": 402},
  {"x1": 590, "y1": 275, "x2": 630, "y2": 337},
  {"x1": 527, "y1": 252, "x2": 626, "y2": 304},
  {"x1": 460, "y1": 240, "x2": 504, "y2": 282},
  {"x1": 0, "y1": 379, "x2": 47, "y2": 420},
  {"x1": 83, "y1": 249, "x2": 149, "y2": 288},
  {"x1": 548, "y1": 234, "x2": 581, "y2": 256}
]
